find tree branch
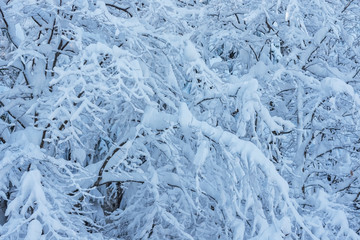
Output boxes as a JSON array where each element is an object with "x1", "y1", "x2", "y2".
[
  {"x1": 0, "y1": 101, "x2": 26, "y2": 129},
  {"x1": 47, "y1": 18, "x2": 56, "y2": 44},
  {"x1": 352, "y1": 68, "x2": 360, "y2": 79},
  {"x1": 51, "y1": 39, "x2": 69, "y2": 76},
  {"x1": 40, "y1": 123, "x2": 50, "y2": 148},
  {"x1": 31, "y1": 16, "x2": 42, "y2": 27},
  {"x1": 249, "y1": 44, "x2": 259, "y2": 61},
  {"x1": 92, "y1": 140, "x2": 128, "y2": 187},
  {"x1": 342, "y1": 0, "x2": 355, "y2": 13},
  {"x1": 105, "y1": 4, "x2": 132, "y2": 17},
  {"x1": 0, "y1": 8, "x2": 8, "y2": 28},
  {"x1": 0, "y1": 8, "x2": 18, "y2": 48}
]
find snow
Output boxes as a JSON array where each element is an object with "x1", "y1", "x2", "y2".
[
  {"x1": 25, "y1": 219, "x2": 42, "y2": 240},
  {"x1": 142, "y1": 106, "x2": 176, "y2": 130},
  {"x1": 183, "y1": 41, "x2": 200, "y2": 62},
  {"x1": 179, "y1": 102, "x2": 289, "y2": 193},
  {"x1": 321, "y1": 77, "x2": 355, "y2": 97},
  {"x1": 209, "y1": 56, "x2": 222, "y2": 66},
  {"x1": 231, "y1": 219, "x2": 245, "y2": 240},
  {"x1": 179, "y1": 103, "x2": 193, "y2": 128},
  {"x1": 8, "y1": 127, "x2": 42, "y2": 147},
  {"x1": 15, "y1": 23, "x2": 25, "y2": 43},
  {"x1": 70, "y1": 100, "x2": 87, "y2": 122},
  {"x1": 2, "y1": 0, "x2": 360, "y2": 238},
  {"x1": 249, "y1": 61, "x2": 268, "y2": 78},
  {"x1": 30, "y1": 59, "x2": 47, "y2": 96},
  {"x1": 167, "y1": 64, "x2": 181, "y2": 89},
  {"x1": 272, "y1": 116, "x2": 296, "y2": 130},
  {"x1": 0, "y1": 85, "x2": 9, "y2": 94},
  {"x1": 194, "y1": 141, "x2": 208, "y2": 166},
  {"x1": 5, "y1": 168, "x2": 48, "y2": 218},
  {"x1": 258, "y1": 105, "x2": 283, "y2": 132},
  {"x1": 314, "y1": 27, "x2": 328, "y2": 45},
  {"x1": 280, "y1": 216, "x2": 292, "y2": 235},
  {"x1": 72, "y1": 148, "x2": 87, "y2": 165}
]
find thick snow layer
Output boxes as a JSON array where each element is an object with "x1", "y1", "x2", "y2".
[
  {"x1": 5, "y1": 169, "x2": 48, "y2": 217},
  {"x1": 14, "y1": 24, "x2": 25, "y2": 43},
  {"x1": 179, "y1": 102, "x2": 319, "y2": 239},
  {"x1": 72, "y1": 148, "x2": 87, "y2": 165},
  {"x1": 9, "y1": 127, "x2": 42, "y2": 146},
  {"x1": 2, "y1": 0, "x2": 360, "y2": 238},
  {"x1": 183, "y1": 41, "x2": 200, "y2": 62},
  {"x1": 321, "y1": 77, "x2": 354, "y2": 96},
  {"x1": 194, "y1": 141, "x2": 208, "y2": 166},
  {"x1": 25, "y1": 219, "x2": 42, "y2": 240},
  {"x1": 179, "y1": 102, "x2": 289, "y2": 193},
  {"x1": 142, "y1": 106, "x2": 176, "y2": 130}
]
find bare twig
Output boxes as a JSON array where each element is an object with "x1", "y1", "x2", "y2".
[
  {"x1": 48, "y1": 18, "x2": 56, "y2": 44},
  {"x1": 342, "y1": 0, "x2": 355, "y2": 13},
  {"x1": 234, "y1": 13, "x2": 240, "y2": 24},
  {"x1": 354, "y1": 192, "x2": 360, "y2": 202},
  {"x1": 40, "y1": 123, "x2": 50, "y2": 148},
  {"x1": 99, "y1": 179, "x2": 144, "y2": 186},
  {"x1": 196, "y1": 97, "x2": 220, "y2": 106},
  {"x1": 31, "y1": 16, "x2": 42, "y2": 27},
  {"x1": 249, "y1": 45, "x2": 259, "y2": 61},
  {"x1": 0, "y1": 8, "x2": 18, "y2": 48},
  {"x1": 265, "y1": 17, "x2": 274, "y2": 32},
  {"x1": 0, "y1": 101, "x2": 26, "y2": 129},
  {"x1": 105, "y1": 3, "x2": 132, "y2": 17},
  {"x1": 37, "y1": 13, "x2": 48, "y2": 24},
  {"x1": 352, "y1": 68, "x2": 360, "y2": 79},
  {"x1": 0, "y1": 8, "x2": 9, "y2": 28},
  {"x1": 51, "y1": 39, "x2": 69, "y2": 76}
]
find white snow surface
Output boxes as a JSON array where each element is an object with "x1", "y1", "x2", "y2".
[
  {"x1": 25, "y1": 219, "x2": 42, "y2": 240},
  {"x1": 183, "y1": 41, "x2": 200, "y2": 62}
]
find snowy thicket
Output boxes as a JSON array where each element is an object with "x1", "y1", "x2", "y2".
[{"x1": 0, "y1": 0, "x2": 360, "y2": 239}]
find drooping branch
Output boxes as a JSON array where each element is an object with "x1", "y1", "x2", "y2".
[{"x1": 179, "y1": 102, "x2": 319, "y2": 239}]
